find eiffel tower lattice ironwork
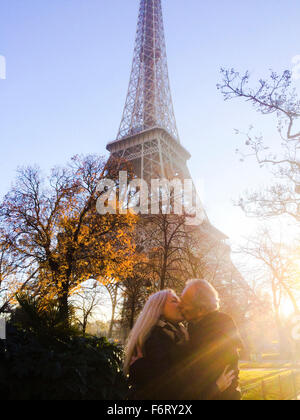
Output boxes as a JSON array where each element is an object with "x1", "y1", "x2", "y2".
[
  {"x1": 107, "y1": 0, "x2": 192, "y2": 183},
  {"x1": 117, "y1": 0, "x2": 179, "y2": 142}
]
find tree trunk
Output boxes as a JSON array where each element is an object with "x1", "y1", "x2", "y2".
[
  {"x1": 58, "y1": 285, "x2": 69, "y2": 326},
  {"x1": 271, "y1": 279, "x2": 288, "y2": 358},
  {"x1": 129, "y1": 298, "x2": 136, "y2": 330},
  {"x1": 82, "y1": 317, "x2": 87, "y2": 336},
  {"x1": 108, "y1": 287, "x2": 118, "y2": 338},
  {"x1": 108, "y1": 303, "x2": 116, "y2": 339},
  {"x1": 274, "y1": 311, "x2": 291, "y2": 359},
  {"x1": 282, "y1": 283, "x2": 299, "y2": 314},
  {"x1": 160, "y1": 254, "x2": 167, "y2": 290}
]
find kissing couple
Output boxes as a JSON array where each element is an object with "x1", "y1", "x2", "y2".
[{"x1": 124, "y1": 279, "x2": 243, "y2": 400}]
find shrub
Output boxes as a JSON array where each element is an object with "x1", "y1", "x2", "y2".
[{"x1": 0, "y1": 324, "x2": 129, "y2": 400}]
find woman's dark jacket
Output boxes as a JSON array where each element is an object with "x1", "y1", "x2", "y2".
[{"x1": 129, "y1": 320, "x2": 186, "y2": 400}]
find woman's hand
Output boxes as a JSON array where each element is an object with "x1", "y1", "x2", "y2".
[
  {"x1": 130, "y1": 346, "x2": 143, "y2": 366},
  {"x1": 216, "y1": 365, "x2": 236, "y2": 393}
]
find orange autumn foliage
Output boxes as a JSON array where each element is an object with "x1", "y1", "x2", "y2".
[{"x1": 0, "y1": 155, "x2": 138, "y2": 318}]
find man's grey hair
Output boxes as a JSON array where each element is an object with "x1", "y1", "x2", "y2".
[{"x1": 184, "y1": 279, "x2": 220, "y2": 313}]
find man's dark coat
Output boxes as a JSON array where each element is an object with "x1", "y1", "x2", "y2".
[{"x1": 184, "y1": 311, "x2": 243, "y2": 400}]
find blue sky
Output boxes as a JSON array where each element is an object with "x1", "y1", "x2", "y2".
[{"x1": 1, "y1": 0, "x2": 300, "y2": 245}]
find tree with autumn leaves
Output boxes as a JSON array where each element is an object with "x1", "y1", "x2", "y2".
[{"x1": 0, "y1": 154, "x2": 137, "y2": 324}]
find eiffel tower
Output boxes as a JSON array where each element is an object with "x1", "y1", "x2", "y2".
[
  {"x1": 106, "y1": 0, "x2": 222, "y2": 228},
  {"x1": 107, "y1": 0, "x2": 192, "y2": 184},
  {"x1": 106, "y1": 0, "x2": 246, "y2": 300}
]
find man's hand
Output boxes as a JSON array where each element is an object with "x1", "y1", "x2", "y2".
[{"x1": 216, "y1": 365, "x2": 235, "y2": 393}]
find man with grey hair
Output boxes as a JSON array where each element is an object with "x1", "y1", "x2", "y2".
[{"x1": 180, "y1": 279, "x2": 243, "y2": 400}]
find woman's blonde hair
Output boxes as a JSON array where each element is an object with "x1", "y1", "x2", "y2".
[{"x1": 123, "y1": 289, "x2": 172, "y2": 375}]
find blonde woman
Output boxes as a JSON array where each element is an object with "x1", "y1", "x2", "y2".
[{"x1": 124, "y1": 289, "x2": 235, "y2": 400}]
